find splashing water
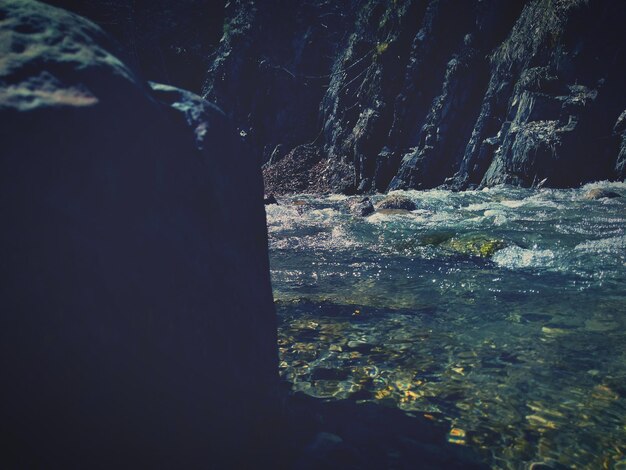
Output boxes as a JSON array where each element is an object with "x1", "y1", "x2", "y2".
[{"x1": 267, "y1": 182, "x2": 626, "y2": 469}]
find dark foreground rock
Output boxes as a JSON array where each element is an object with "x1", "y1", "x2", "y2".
[
  {"x1": 42, "y1": 0, "x2": 225, "y2": 93},
  {"x1": 264, "y1": 194, "x2": 279, "y2": 205},
  {"x1": 280, "y1": 390, "x2": 488, "y2": 470},
  {"x1": 0, "y1": 1, "x2": 277, "y2": 467}
]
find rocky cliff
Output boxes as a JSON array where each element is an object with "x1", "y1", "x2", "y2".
[
  {"x1": 43, "y1": 0, "x2": 625, "y2": 193},
  {"x1": 0, "y1": 1, "x2": 277, "y2": 466},
  {"x1": 202, "y1": 0, "x2": 626, "y2": 193}
]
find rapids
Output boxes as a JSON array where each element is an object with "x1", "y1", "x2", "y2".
[{"x1": 267, "y1": 181, "x2": 626, "y2": 469}]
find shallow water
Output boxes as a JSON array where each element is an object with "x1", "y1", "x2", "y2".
[{"x1": 267, "y1": 181, "x2": 626, "y2": 469}]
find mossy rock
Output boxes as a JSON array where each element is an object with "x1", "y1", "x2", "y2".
[{"x1": 442, "y1": 234, "x2": 507, "y2": 258}]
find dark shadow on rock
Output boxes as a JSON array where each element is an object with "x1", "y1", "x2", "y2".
[
  {"x1": 1, "y1": 2, "x2": 277, "y2": 467},
  {"x1": 274, "y1": 387, "x2": 488, "y2": 469}
]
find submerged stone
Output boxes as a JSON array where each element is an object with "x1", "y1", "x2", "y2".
[
  {"x1": 264, "y1": 194, "x2": 279, "y2": 205},
  {"x1": 418, "y1": 232, "x2": 455, "y2": 246},
  {"x1": 442, "y1": 234, "x2": 507, "y2": 258}
]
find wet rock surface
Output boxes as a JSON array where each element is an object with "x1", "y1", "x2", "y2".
[
  {"x1": 377, "y1": 194, "x2": 417, "y2": 211},
  {"x1": 582, "y1": 188, "x2": 622, "y2": 200},
  {"x1": 349, "y1": 197, "x2": 375, "y2": 216},
  {"x1": 614, "y1": 110, "x2": 626, "y2": 179},
  {"x1": 441, "y1": 234, "x2": 507, "y2": 258},
  {"x1": 264, "y1": 194, "x2": 279, "y2": 205},
  {"x1": 0, "y1": 1, "x2": 276, "y2": 466}
]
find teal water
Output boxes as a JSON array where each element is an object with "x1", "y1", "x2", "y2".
[{"x1": 267, "y1": 182, "x2": 626, "y2": 469}]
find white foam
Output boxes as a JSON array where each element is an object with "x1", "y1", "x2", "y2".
[
  {"x1": 493, "y1": 246, "x2": 556, "y2": 269},
  {"x1": 575, "y1": 235, "x2": 626, "y2": 254},
  {"x1": 483, "y1": 209, "x2": 508, "y2": 226},
  {"x1": 500, "y1": 200, "x2": 526, "y2": 208}
]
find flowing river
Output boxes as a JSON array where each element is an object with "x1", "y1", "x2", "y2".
[{"x1": 266, "y1": 181, "x2": 626, "y2": 469}]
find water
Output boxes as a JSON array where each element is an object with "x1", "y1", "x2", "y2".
[{"x1": 267, "y1": 181, "x2": 626, "y2": 469}]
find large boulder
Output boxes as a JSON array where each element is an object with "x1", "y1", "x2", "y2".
[
  {"x1": 582, "y1": 188, "x2": 622, "y2": 200},
  {"x1": 0, "y1": 1, "x2": 277, "y2": 467}
]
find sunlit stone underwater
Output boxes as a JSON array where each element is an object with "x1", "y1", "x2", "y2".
[{"x1": 266, "y1": 182, "x2": 626, "y2": 469}]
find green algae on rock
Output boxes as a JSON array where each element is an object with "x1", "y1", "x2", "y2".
[
  {"x1": 377, "y1": 193, "x2": 417, "y2": 211},
  {"x1": 442, "y1": 234, "x2": 507, "y2": 258}
]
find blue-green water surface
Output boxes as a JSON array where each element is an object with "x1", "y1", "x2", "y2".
[{"x1": 267, "y1": 182, "x2": 626, "y2": 469}]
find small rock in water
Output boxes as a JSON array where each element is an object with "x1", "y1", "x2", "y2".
[
  {"x1": 348, "y1": 197, "x2": 374, "y2": 216},
  {"x1": 377, "y1": 194, "x2": 417, "y2": 211},
  {"x1": 582, "y1": 188, "x2": 621, "y2": 200},
  {"x1": 264, "y1": 194, "x2": 278, "y2": 205}
]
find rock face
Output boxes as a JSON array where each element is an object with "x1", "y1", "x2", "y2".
[
  {"x1": 0, "y1": 1, "x2": 277, "y2": 467},
  {"x1": 582, "y1": 188, "x2": 622, "y2": 200},
  {"x1": 202, "y1": 0, "x2": 626, "y2": 193},
  {"x1": 203, "y1": 0, "x2": 356, "y2": 165},
  {"x1": 615, "y1": 110, "x2": 626, "y2": 179}
]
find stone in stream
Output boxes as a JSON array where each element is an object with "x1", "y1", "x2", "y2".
[
  {"x1": 442, "y1": 234, "x2": 507, "y2": 258},
  {"x1": 418, "y1": 232, "x2": 455, "y2": 246},
  {"x1": 264, "y1": 194, "x2": 279, "y2": 205},
  {"x1": 0, "y1": 1, "x2": 277, "y2": 467},
  {"x1": 348, "y1": 197, "x2": 375, "y2": 216},
  {"x1": 377, "y1": 194, "x2": 417, "y2": 211},
  {"x1": 582, "y1": 188, "x2": 622, "y2": 200}
]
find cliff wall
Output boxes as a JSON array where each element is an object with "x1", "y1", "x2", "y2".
[{"x1": 204, "y1": 0, "x2": 626, "y2": 193}]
